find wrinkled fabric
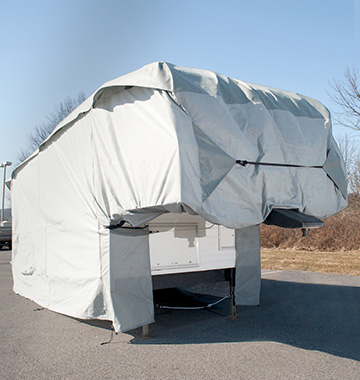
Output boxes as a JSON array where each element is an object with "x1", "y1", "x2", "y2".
[{"x1": 10, "y1": 62, "x2": 347, "y2": 331}]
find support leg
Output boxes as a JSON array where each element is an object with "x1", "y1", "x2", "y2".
[
  {"x1": 141, "y1": 324, "x2": 150, "y2": 338},
  {"x1": 229, "y1": 268, "x2": 237, "y2": 320}
]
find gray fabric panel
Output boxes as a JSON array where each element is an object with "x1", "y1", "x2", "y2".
[
  {"x1": 254, "y1": 90, "x2": 324, "y2": 119},
  {"x1": 193, "y1": 123, "x2": 236, "y2": 200},
  {"x1": 169, "y1": 64, "x2": 251, "y2": 105},
  {"x1": 109, "y1": 227, "x2": 154, "y2": 332},
  {"x1": 323, "y1": 139, "x2": 348, "y2": 199},
  {"x1": 235, "y1": 225, "x2": 261, "y2": 305},
  {"x1": 168, "y1": 63, "x2": 324, "y2": 118}
]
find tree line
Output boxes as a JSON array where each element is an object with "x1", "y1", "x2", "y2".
[{"x1": 329, "y1": 67, "x2": 360, "y2": 196}]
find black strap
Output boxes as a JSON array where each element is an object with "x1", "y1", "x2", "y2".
[
  {"x1": 107, "y1": 221, "x2": 126, "y2": 230},
  {"x1": 107, "y1": 221, "x2": 148, "y2": 230},
  {"x1": 236, "y1": 160, "x2": 322, "y2": 169}
]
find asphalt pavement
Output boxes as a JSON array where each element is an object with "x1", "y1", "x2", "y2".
[{"x1": 1, "y1": 249, "x2": 359, "y2": 379}]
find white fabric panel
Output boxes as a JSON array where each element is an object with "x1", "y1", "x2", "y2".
[
  {"x1": 235, "y1": 225, "x2": 261, "y2": 305},
  {"x1": 109, "y1": 228, "x2": 154, "y2": 332},
  {"x1": 12, "y1": 117, "x2": 112, "y2": 321},
  {"x1": 36, "y1": 118, "x2": 102, "y2": 284},
  {"x1": 11, "y1": 157, "x2": 48, "y2": 305},
  {"x1": 91, "y1": 87, "x2": 182, "y2": 225},
  {"x1": 37, "y1": 117, "x2": 103, "y2": 223}
]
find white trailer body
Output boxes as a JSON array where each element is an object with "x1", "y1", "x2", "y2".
[{"x1": 148, "y1": 213, "x2": 235, "y2": 277}]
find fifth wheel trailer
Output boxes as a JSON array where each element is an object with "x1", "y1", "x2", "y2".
[{"x1": 10, "y1": 62, "x2": 347, "y2": 332}]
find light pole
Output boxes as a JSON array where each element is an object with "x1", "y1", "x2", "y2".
[{"x1": 0, "y1": 161, "x2": 12, "y2": 226}]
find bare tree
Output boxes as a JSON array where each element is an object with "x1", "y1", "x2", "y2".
[
  {"x1": 350, "y1": 158, "x2": 360, "y2": 195},
  {"x1": 329, "y1": 67, "x2": 360, "y2": 131},
  {"x1": 337, "y1": 135, "x2": 360, "y2": 195},
  {"x1": 18, "y1": 92, "x2": 86, "y2": 162}
]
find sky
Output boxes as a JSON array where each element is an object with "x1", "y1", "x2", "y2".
[{"x1": 0, "y1": 0, "x2": 359, "y2": 207}]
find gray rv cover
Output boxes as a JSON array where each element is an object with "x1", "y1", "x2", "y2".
[{"x1": 11, "y1": 62, "x2": 347, "y2": 331}]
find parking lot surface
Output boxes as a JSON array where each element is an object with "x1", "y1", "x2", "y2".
[{"x1": 1, "y1": 250, "x2": 359, "y2": 379}]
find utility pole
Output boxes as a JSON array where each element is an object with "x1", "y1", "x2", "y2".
[{"x1": 0, "y1": 161, "x2": 12, "y2": 226}]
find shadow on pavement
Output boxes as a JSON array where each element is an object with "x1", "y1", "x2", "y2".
[
  {"x1": 129, "y1": 280, "x2": 360, "y2": 362},
  {"x1": 4, "y1": 246, "x2": 357, "y2": 363}
]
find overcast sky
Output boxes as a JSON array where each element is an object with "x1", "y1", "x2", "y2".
[{"x1": 1, "y1": 0, "x2": 360, "y2": 206}]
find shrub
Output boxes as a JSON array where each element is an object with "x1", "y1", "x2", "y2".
[{"x1": 260, "y1": 195, "x2": 360, "y2": 251}]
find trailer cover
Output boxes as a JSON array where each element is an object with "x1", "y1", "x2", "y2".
[{"x1": 10, "y1": 62, "x2": 347, "y2": 331}]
